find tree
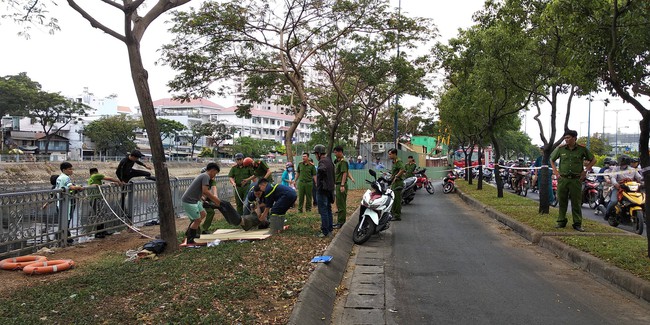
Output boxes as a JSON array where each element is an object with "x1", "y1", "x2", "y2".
[
  {"x1": 577, "y1": 136, "x2": 611, "y2": 156},
  {"x1": 62, "y1": 0, "x2": 192, "y2": 252},
  {"x1": 207, "y1": 123, "x2": 236, "y2": 158},
  {"x1": 161, "y1": 0, "x2": 420, "y2": 160},
  {"x1": 1, "y1": 0, "x2": 60, "y2": 37},
  {"x1": 187, "y1": 123, "x2": 214, "y2": 158},
  {"x1": 231, "y1": 137, "x2": 281, "y2": 159},
  {"x1": 157, "y1": 118, "x2": 186, "y2": 155},
  {"x1": 0, "y1": 72, "x2": 43, "y2": 117},
  {"x1": 83, "y1": 115, "x2": 141, "y2": 156}
]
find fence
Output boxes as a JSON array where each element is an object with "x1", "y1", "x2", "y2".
[{"x1": 0, "y1": 173, "x2": 281, "y2": 259}]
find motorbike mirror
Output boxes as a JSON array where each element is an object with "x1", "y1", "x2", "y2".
[{"x1": 369, "y1": 169, "x2": 377, "y2": 178}]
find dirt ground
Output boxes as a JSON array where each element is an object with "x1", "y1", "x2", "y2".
[{"x1": 0, "y1": 216, "x2": 190, "y2": 299}]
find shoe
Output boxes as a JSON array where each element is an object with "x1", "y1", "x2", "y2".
[
  {"x1": 94, "y1": 232, "x2": 106, "y2": 239},
  {"x1": 258, "y1": 220, "x2": 270, "y2": 229},
  {"x1": 332, "y1": 223, "x2": 343, "y2": 229},
  {"x1": 554, "y1": 224, "x2": 566, "y2": 229},
  {"x1": 67, "y1": 238, "x2": 74, "y2": 244},
  {"x1": 572, "y1": 225, "x2": 585, "y2": 232},
  {"x1": 318, "y1": 232, "x2": 331, "y2": 238}
]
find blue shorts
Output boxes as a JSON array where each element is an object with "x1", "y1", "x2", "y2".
[{"x1": 182, "y1": 201, "x2": 205, "y2": 221}]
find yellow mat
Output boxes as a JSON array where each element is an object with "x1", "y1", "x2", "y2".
[{"x1": 194, "y1": 228, "x2": 271, "y2": 243}]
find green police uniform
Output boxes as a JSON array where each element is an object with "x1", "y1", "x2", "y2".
[
  {"x1": 335, "y1": 157, "x2": 349, "y2": 225},
  {"x1": 228, "y1": 165, "x2": 254, "y2": 215},
  {"x1": 296, "y1": 162, "x2": 317, "y2": 213},
  {"x1": 253, "y1": 160, "x2": 271, "y2": 180},
  {"x1": 201, "y1": 178, "x2": 219, "y2": 233},
  {"x1": 550, "y1": 144, "x2": 594, "y2": 227},
  {"x1": 391, "y1": 158, "x2": 406, "y2": 220},
  {"x1": 404, "y1": 162, "x2": 417, "y2": 179}
]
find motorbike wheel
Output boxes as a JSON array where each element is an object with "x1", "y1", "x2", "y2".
[
  {"x1": 607, "y1": 214, "x2": 620, "y2": 227},
  {"x1": 425, "y1": 181, "x2": 435, "y2": 194},
  {"x1": 352, "y1": 217, "x2": 376, "y2": 245},
  {"x1": 520, "y1": 186, "x2": 528, "y2": 197},
  {"x1": 443, "y1": 182, "x2": 454, "y2": 194},
  {"x1": 551, "y1": 191, "x2": 558, "y2": 207},
  {"x1": 588, "y1": 192, "x2": 598, "y2": 209},
  {"x1": 633, "y1": 210, "x2": 645, "y2": 235}
]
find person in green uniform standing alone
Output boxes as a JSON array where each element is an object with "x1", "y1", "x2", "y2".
[
  {"x1": 333, "y1": 146, "x2": 349, "y2": 229},
  {"x1": 296, "y1": 152, "x2": 317, "y2": 213},
  {"x1": 229, "y1": 153, "x2": 255, "y2": 215},
  {"x1": 388, "y1": 148, "x2": 406, "y2": 221},
  {"x1": 550, "y1": 129, "x2": 596, "y2": 232},
  {"x1": 404, "y1": 155, "x2": 417, "y2": 179}
]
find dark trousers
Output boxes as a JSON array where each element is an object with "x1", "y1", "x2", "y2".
[
  {"x1": 317, "y1": 190, "x2": 333, "y2": 235},
  {"x1": 271, "y1": 192, "x2": 298, "y2": 216}
]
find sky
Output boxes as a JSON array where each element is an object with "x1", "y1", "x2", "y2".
[{"x1": 0, "y1": 0, "x2": 644, "y2": 145}]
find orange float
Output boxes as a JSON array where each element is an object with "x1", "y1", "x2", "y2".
[
  {"x1": 0, "y1": 255, "x2": 48, "y2": 270},
  {"x1": 22, "y1": 259, "x2": 75, "y2": 275}
]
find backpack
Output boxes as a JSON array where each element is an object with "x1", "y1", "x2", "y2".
[{"x1": 142, "y1": 239, "x2": 167, "y2": 254}]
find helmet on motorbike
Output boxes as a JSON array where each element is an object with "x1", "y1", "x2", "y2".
[
  {"x1": 286, "y1": 162, "x2": 294, "y2": 168},
  {"x1": 603, "y1": 157, "x2": 612, "y2": 166},
  {"x1": 618, "y1": 155, "x2": 631, "y2": 166},
  {"x1": 312, "y1": 144, "x2": 326, "y2": 155},
  {"x1": 234, "y1": 153, "x2": 244, "y2": 160}
]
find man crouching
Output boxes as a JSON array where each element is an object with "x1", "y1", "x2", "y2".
[{"x1": 181, "y1": 162, "x2": 221, "y2": 243}]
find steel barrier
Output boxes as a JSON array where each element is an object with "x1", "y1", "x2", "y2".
[{"x1": 0, "y1": 173, "x2": 280, "y2": 258}]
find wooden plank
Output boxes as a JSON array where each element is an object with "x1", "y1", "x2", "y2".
[{"x1": 195, "y1": 228, "x2": 272, "y2": 243}]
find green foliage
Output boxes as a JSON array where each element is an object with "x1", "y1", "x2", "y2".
[
  {"x1": 198, "y1": 147, "x2": 213, "y2": 158},
  {"x1": 1, "y1": 0, "x2": 60, "y2": 37},
  {"x1": 83, "y1": 115, "x2": 141, "y2": 155},
  {"x1": 157, "y1": 118, "x2": 186, "y2": 142},
  {"x1": 231, "y1": 137, "x2": 281, "y2": 158},
  {"x1": 577, "y1": 136, "x2": 612, "y2": 156}
]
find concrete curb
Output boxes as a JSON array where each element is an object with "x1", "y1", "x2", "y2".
[
  {"x1": 288, "y1": 208, "x2": 359, "y2": 324},
  {"x1": 456, "y1": 188, "x2": 650, "y2": 303}
]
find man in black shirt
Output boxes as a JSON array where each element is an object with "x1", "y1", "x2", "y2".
[
  {"x1": 115, "y1": 150, "x2": 155, "y2": 182},
  {"x1": 313, "y1": 144, "x2": 335, "y2": 238}
]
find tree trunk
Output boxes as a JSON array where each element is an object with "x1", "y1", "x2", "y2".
[
  {"x1": 491, "y1": 134, "x2": 504, "y2": 198},
  {"x1": 639, "y1": 116, "x2": 650, "y2": 257},
  {"x1": 126, "y1": 40, "x2": 178, "y2": 252},
  {"x1": 538, "y1": 148, "x2": 551, "y2": 214}
]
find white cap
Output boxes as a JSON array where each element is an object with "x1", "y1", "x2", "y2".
[{"x1": 357, "y1": 155, "x2": 362, "y2": 160}]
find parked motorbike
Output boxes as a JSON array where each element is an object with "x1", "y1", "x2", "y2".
[
  {"x1": 353, "y1": 169, "x2": 395, "y2": 245},
  {"x1": 414, "y1": 168, "x2": 435, "y2": 194},
  {"x1": 550, "y1": 175, "x2": 558, "y2": 207},
  {"x1": 483, "y1": 168, "x2": 493, "y2": 183},
  {"x1": 582, "y1": 175, "x2": 599, "y2": 209},
  {"x1": 443, "y1": 170, "x2": 458, "y2": 194},
  {"x1": 597, "y1": 180, "x2": 645, "y2": 235},
  {"x1": 381, "y1": 172, "x2": 417, "y2": 205}
]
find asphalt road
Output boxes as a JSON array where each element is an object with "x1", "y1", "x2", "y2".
[{"x1": 383, "y1": 189, "x2": 650, "y2": 324}]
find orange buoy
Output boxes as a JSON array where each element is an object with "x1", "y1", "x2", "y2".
[
  {"x1": 22, "y1": 259, "x2": 75, "y2": 275},
  {"x1": 0, "y1": 255, "x2": 48, "y2": 270}
]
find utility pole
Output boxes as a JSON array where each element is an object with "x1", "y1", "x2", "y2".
[{"x1": 392, "y1": 0, "x2": 402, "y2": 147}]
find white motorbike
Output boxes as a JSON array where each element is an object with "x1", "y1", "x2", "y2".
[{"x1": 353, "y1": 169, "x2": 395, "y2": 245}]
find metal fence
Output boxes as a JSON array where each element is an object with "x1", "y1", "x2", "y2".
[{"x1": 0, "y1": 173, "x2": 280, "y2": 259}]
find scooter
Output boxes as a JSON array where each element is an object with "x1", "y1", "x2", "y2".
[
  {"x1": 415, "y1": 168, "x2": 435, "y2": 194},
  {"x1": 598, "y1": 180, "x2": 645, "y2": 235},
  {"x1": 353, "y1": 169, "x2": 395, "y2": 245},
  {"x1": 382, "y1": 171, "x2": 417, "y2": 205},
  {"x1": 443, "y1": 170, "x2": 457, "y2": 194}
]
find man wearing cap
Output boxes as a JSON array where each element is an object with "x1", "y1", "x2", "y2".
[
  {"x1": 115, "y1": 150, "x2": 155, "y2": 183},
  {"x1": 550, "y1": 129, "x2": 596, "y2": 232},
  {"x1": 229, "y1": 153, "x2": 255, "y2": 215}
]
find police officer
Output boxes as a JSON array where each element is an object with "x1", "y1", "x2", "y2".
[
  {"x1": 333, "y1": 146, "x2": 349, "y2": 229},
  {"x1": 296, "y1": 152, "x2": 317, "y2": 213},
  {"x1": 251, "y1": 158, "x2": 273, "y2": 182},
  {"x1": 550, "y1": 129, "x2": 596, "y2": 232},
  {"x1": 388, "y1": 148, "x2": 406, "y2": 221},
  {"x1": 228, "y1": 153, "x2": 255, "y2": 215},
  {"x1": 404, "y1": 155, "x2": 417, "y2": 179}
]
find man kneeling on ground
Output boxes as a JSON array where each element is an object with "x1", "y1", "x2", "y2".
[{"x1": 247, "y1": 178, "x2": 297, "y2": 229}]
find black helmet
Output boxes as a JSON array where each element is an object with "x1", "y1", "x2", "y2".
[
  {"x1": 312, "y1": 144, "x2": 326, "y2": 155},
  {"x1": 603, "y1": 157, "x2": 612, "y2": 166},
  {"x1": 619, "y1": 155, "x2": 631, "y2": 166},
  {"x1": 234, "y1": 153, "x2": 244, "y2": 160},
  {"x1": 631, "y1": 157, "x2": 639, "y2": 163}
]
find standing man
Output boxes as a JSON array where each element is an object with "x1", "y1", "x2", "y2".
[
  {"x1": 296, "y1": 152, "x2": 317, "y2": 213},
  {"x1": 229, "y1": 153, "x2": 255, "y2": 215},
  {"x1": 181, "y1": 162, "x2": 222, "y2": 244},
  {"x1": 550, "y1": 130, "x2": 596, "y2": 232},
  {"x1": 333, "y1": 146, "x2": 349, "y2": 229},
  {"x1": 372, "y1": 157, "x2": 385, "y2": 170},
  {"x1": 404, "y1": 155, "x2": 418, "y2": 179},
  {"x1": 388, "y1": 148, "x2": 406, "y2": 221},
  {"x1": 313, "y1": 144, "x2": 335, "y2": 238},
  {"x1": 87, "y1": 168, "x2": 123, "y2": 238},
  {"x1": 56, "y1": 162, "x2": 85, "y2": 244}
]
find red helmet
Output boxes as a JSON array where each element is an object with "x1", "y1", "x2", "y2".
[{"x1": 243, "y1": 157, "x2": 254, "y2": 167}]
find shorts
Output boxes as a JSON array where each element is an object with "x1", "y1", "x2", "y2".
[{"x1": 182, "y1": 201, "x2": 205, "y2": 221}]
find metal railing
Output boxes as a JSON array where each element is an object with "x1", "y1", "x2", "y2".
[{"x1": 0, "y1": 173, "x2": 280, "y2": 258}]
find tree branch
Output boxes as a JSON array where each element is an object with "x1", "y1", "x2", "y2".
[{"x1": 67, "y1": 0, "x2": 126, "y2": 43}]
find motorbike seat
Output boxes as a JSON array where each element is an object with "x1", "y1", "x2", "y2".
[{"x1": 404, "y1": 177, "x2": 416, "y2": 188}]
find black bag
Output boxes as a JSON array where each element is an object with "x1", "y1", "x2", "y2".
[
  {"x1": 142, "y1": 239, "x2": 167, "y2": 254},
  {"x1": 215, "y1": 201, "x2": 242, "y2": 226}
]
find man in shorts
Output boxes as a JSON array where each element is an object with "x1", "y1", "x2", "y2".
[{"x1": 181, "y1": 163, "x2": 222, "y2": 243}]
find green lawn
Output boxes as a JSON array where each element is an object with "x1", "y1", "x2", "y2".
[{"x1": 456, "y1": 180, "x2": 650, "y2": 281}]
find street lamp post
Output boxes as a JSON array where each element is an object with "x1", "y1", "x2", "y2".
[{"x1": 587, "y1": 96, "x2": 592, "y2": 149}]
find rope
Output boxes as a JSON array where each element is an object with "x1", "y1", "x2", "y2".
[{"x1": 97, "y1": 186, "x2": 154, "y2": 239}]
